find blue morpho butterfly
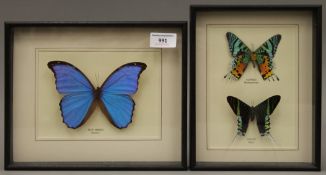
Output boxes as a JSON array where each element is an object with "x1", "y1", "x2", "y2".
[
  {"x1": 48, "y1": 61, "x2": 147, "y2": 129},
  {"x1": 227, "y1": 95, "x2": 281, "y2": 136}
]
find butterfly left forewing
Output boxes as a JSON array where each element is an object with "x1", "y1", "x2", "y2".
[
  {"x1": 99, "y1": 62, "x2": 147, "y2": 129},
  {"x1": 225, "y1": 32, "x2": 252, "y2": 80},
  {"x1": 227, "y1": 96, "x2": 252, "y2": 136},
  {"x1": 253, "y1": 95, "x2": 281, "y2": 136},
  {"x1": 254, "y1": 34, "x2": 282, "y2": 81},
  {"x1": 48, "y1": 61, "x2": 96, "y2": 129}
]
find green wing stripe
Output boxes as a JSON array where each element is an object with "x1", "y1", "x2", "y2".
[
  {"x1": 227, "y1": 96, "x2": 252, "y2": 136},
  {"x1": 226, "y1": 32, "x2": 251, "y2": 57},
  {"x1": 255, "y1": 34, "x2": 281, "y2": 60},
  {"x1": 264, "y1": 99, "x2": 271, "y2": 133},
  {"x1": 254, "y1": 95, "x2": 281, "y2": 136}
]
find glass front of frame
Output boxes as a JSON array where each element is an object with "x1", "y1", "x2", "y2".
[
  {"x1": 6, "y1": 23, "x2": 186, "y2": 169},
  {"x1": 192, "y1": 7, "x2": 320, "y2": 170}
]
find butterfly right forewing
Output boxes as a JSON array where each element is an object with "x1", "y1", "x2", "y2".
[
  {"x1": 253, "y1": 95, "x2": 281, "y2": 136},
  {"x1": 254, "y1": 34, "x2": 282, "y2": 81},
  {"x1": 227, "y1": 96, "x2": 252, "y2": 136},
  {"x1": 99, "y1": 62, "x2": 147, "y2": 129}
]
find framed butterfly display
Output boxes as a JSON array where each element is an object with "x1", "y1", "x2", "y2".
[
  {"x1": 190, "y1": 5, "x2": 321, "y2": 171},
  {"x1": 5, "y1": 22, "x2": 187, "y2": 170}
]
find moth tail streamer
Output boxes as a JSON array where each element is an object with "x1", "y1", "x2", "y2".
[
  {"x1": 227, "y1": 133, "x2": 241, "y2": 149},
  {"x1": 266, "y1": 74, "x2": 279, "y2": 81},
  {"x1": 224, "y1": 73, "x2": 238, "y2": 80},
  {"x1": 266, "y1": 133, "x2": 282, "y2": 162},
  {"x1": 267, "y1": 133, "x2": 280, "y2": 147}
]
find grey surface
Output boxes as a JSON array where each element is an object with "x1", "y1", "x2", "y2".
[{"x1": 0, "y1": 0, "x2": 325, "y2": 174}]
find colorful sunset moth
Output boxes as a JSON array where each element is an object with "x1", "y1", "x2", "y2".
[{"x1": 224, "y1": 32, "x2": 281, "y2": 81}]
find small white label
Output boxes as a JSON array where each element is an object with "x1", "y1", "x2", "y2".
[{"x1": 150, "y1": 32, "x2": 177, "y2": 48}]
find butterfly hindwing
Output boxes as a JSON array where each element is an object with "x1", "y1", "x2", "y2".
[
  {"x1": 227, "y1": 96, "x2": 252, "y2": 136},
  {"x1": 254, "y1": 34, "x2": 282, "y2": 80},
  {"x1": 99, "y1": 62, "x2": 147, "y2": 129},
  {"x1": 60, "y1": 93, "x2": 95, "y2": 128},
  {"x1": 225, "y1": 32, "x2": 252, "y2": 80},
  {"x1": 253, "y1": 95, "x2": 281, "y2": 136},
  {"x1": 48, "y1": 61, "x2": 96, "y2": 128}
]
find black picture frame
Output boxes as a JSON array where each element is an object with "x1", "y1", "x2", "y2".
[
  {"x1": 4, "y1": 22, "x2": 188, "y2": 170},
  {"x1": 189, "y1": 5, "x2": 321, "y2": 171}
]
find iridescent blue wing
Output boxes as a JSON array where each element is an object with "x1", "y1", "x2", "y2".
[
  {"x1": 99, "y1": 62, "x2": 147, "y2": 129},
  {"x1": 48, "y1": 61, "x2": 95, "y2": 129}
]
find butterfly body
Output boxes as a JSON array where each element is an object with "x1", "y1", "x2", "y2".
[
  {"x1": 227, "y1": 95, "x2": 281, "y2": 136},
  {"x1": 48, "y1": 61, "x2": 146, "y2": 129},
  {"x1": 225, "y1": 32, "x2": 281, "y2": 81}
]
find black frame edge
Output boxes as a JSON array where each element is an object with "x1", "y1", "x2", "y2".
[
  {"x1": 180, "y1": 22, "x2": 188, "y2": 170},
  {"x1": 312, "y1": 5, "x2": 322, "y2": 171},
  {"x1": 4, "y1": 21, "x2": 188, "y2": 171},
  {"x1": 4, "y1": 22, "x2": 14, "y2": 171},
  {"x1": 189, "y1": 5, "x2": 322, "y2": 171},
  {"x1": 189, "y1": 6, "x2": 197, "y2": 170},
  {"x1": 189, "y1": 4, "x2": 323, "y2": 11},
  {"x1": 191, "y1": 162, "x2": 320, "y2": 171},
  {"x1": 5, "y1": 162, "x2": 185, "y2": 171}
]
